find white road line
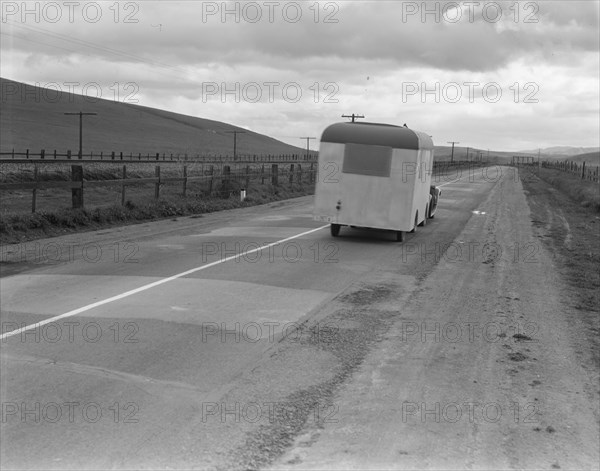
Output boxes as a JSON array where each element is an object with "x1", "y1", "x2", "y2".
[
  {"x1": 438, "y1": 177, "x2": 462, "y2": 187},
  {"x1": 0, "y1": 224, "x2": 329, "y2": 340}
]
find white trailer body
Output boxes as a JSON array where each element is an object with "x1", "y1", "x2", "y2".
[{"x1": 313, "y1": 122, "x2": 436, "y2": 238}]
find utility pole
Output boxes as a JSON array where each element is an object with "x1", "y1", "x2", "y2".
[
  {"x1": 466, "y1": 147, "x2": 470, "y2": 161},
  {"x1": 300, "y1": 137, "x2": 316, "y2": 160},
  {"x1": 225, "y1": 130, "x2": 246, "y2": 160},
  {"x1": 64, "y1": 111, "x2": 97, "y2": 159},
  {"x1": 447, "y1": 141, "x2": 459, "y2": 163},
  {"x1": 342, "y1": 113, "x2": 365, "y2": 123}
]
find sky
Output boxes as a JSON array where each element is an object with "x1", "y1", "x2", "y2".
[{"x1": 1, "y1": 0, "x2": 599, "y2": 152}]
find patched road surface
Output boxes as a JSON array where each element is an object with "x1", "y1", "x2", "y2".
[{"x1": 1, "y1": 167, "x2": 598, "y2": 470}]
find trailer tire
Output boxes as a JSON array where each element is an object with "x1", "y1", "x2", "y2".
[
  {"x1": 410, "y1": 211, "x2": 418, "y2": 233},
  {"x1": 419, "y1": 205, "x2": 428, "y2": 226},
  {"x1": 396, "y1": 231, "x2": 404, "y2": 242},
  {"x1": 330, "y1": 224, "x2": 341, "y2": 237}
]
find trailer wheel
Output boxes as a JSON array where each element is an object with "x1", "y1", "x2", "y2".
[
  {"x1": 396, "y1": 231, "x2": 404, "y2": 242},
  {"x1": 330, "y1": 224, "x2": 341, "y2": 237},
  {"x1": 410, "y1": 211, "x2": 418, "y2": 233},
  {"x1": 419, "y1": 205, "x2": 428, "y2": 226}
]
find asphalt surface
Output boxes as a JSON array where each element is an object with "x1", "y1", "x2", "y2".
[{"x1": 1, "y1": 167, "x2": 597, "y2": 470}]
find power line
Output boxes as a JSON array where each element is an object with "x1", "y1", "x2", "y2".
[
  {"x1": 64, "y1": 112, "x2": 97, "y2": 159},
  {"x1": 447, "y1": 141, "x2": 460, "y2": 163},
  {"x1": 4, "y1": 21, "x2": 188, "y2": 75},
  {"x1": 342, "y1": 113, "x2": 365, "y2": 123},
  {"x1": 299, "y1": 137, "x2": 316, "y2": 159},
  {"x1": 225, "y1": 130, "x2": 246, "y2": 160}
]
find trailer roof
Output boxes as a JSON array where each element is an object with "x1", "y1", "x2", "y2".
[{"x1": 320, "y1": 122, "x2": 434, "y2": 150}]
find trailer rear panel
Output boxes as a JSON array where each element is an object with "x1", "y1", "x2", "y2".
[{"x1": 314, "y1": 122, "x2": 435, "y2": 235}]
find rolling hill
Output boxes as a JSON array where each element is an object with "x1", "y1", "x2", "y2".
[
  {"x1": 517, "y1": 146, "x2": 600, "y2": 158},
  {"x1": 0, "y1": 77, "x2": 312, "y2": 157},
  {"x1": 2, "y1": 77, "x2": 596, "y2": 165},
  {"x1": 566, "y1": 151, "x2": 600, "y2": 165}
]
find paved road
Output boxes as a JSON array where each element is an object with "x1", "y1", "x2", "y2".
[{"x1": 1, "y1": 167, "x2": 597, "y2": 469}]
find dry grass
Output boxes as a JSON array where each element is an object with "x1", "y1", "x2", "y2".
[
  {"x1": 0, "y1": 181, "x2": 313, "y2": 244},
  {"x1": 525, "y1": 166, "x2": 600, "y2": 212},
  {"x1": 0, "y1": 161, "x2": 490, "y2": 244}
]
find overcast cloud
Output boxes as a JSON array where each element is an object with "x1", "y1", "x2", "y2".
[{"x1": 1, "y1": 0, "x2": 599, "y2": 151}]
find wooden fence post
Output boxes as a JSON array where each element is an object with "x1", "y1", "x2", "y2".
[
  {"x1": 222, "y1": 165, "x2": 231, "y2": 198},
  {"x1": 67, "y1": 150, "x2": 72, "y2": 160},
  {"x1": 245, "y1": 165, "x2": 250, "y2": 190},
  {"x1": 155, "y1": 166, "x2": 161, "y2": 199},
  {"x1": 272, "y1": 164, "x2": 278, "y2": 186},
  {"x1": 289, "y1": 164, "x2": 294, "y2": 184},
  {"x1": 32, "y1": 165, "x2": 38, "y2": 213},
  {"x1": 111, "y1": 151, "x2": 115, "y2": 160},
  {"x1": 121, "y1": 166, "x2": 127, "y2": 205},
  {"x1": 40, "y1": 149, "x2": 45, "y2": 160},
  {"x1": 71, "y1": 165, "x2": 84, "y2": 209},
  {"x1": 183, "y1": 166, "x2": 187, "y2": 196},
  {"x1": 261, "y1": 164, "x2": 265, "y2": 185},
  {"x1": 208, "y1": 165, "x2": 215, "y2": 195},
  {"x1": 581, "y1": 161, "x2": 586, "y2": 180}
]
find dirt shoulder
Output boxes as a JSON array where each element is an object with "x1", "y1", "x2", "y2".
[
  {"x1": 519, "y1": 167, "x2": 599, "y2": 371},
  {"x1": 268, "y1": 166, "x2": 599, "y2": 470}
]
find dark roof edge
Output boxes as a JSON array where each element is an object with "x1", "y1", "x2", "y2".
[{"x1": 320, "y1": 122, "x2": 433, "y2": 150}]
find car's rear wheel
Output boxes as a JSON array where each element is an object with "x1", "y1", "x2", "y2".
[
  {"x1": 396, "y1": 231, "x2": 404, "y2": 242},
  {"x1": 330, "y1": 223, "x2": 341, "y2": 237}
]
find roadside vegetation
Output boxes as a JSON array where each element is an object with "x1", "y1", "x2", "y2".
[
  {"x1": 0, "y1": 181, "x2": 312, "y2": 244},
  {"x1": 0, "y1": 161, "x2": 488, "y2": 244},
  {"x1": 527, "y1": 166, "x2": 600, "y2": 212}
]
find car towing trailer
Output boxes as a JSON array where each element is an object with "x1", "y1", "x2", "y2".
[{"x1": 313, "y1": 121, "x2": 440, "y2": 242}]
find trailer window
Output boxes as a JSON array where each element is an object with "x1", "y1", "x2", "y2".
[{"x1": 342, "y1": 143, "x2": 392, "y2": 177}]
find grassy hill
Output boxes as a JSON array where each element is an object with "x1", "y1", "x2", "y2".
[
  {"x1": 518, "y1": 146, "x2": 600, "y2": 157},
  {"x1": 567, "y1": 151, "x2": 600, "y2": 165},
  {"x1": 0, "y1": 77, "x2": 312, "y2": 157},
  {"x1": 3, "y1": 77, "x2": 594, "y2": 165}
]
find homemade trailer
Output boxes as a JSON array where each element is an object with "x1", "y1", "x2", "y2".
[{"x1": 313, "y1": 121, "x2": 440, "y2": 242}]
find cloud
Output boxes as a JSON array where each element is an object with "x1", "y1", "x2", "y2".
[
  {"x1": 3, "y1": 1, "x2": 598, "y2": 72},
  {"x1": 1, "y1": 1, "x2": 598, "y2": 150}
]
